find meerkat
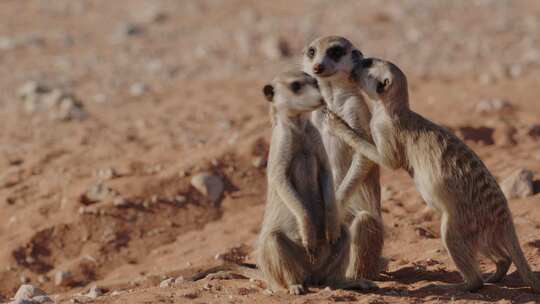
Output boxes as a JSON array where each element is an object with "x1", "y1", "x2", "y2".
[
  {"x1": 324, "y1": 57, "x2": 540, "y2": 293},
  {"x1": 257, "y1": 70, "x2": 377, "y2": 294},
  {"x1": 302, "y1": 36, "x2": 384, "y2": 280},
  {"x1": 190, "y1": 71, "x2": 377, "y2": 294}
]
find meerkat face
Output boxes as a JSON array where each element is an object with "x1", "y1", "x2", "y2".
[
  {"x1": 262, "y1": 71, "x2": 324, "y2": 116},
  {"x1": 353, "y1": 58, "x2": 403, "y2": 103},
  {"x1": 302, "y1": 36, "x2": 363, "y2": 79}
]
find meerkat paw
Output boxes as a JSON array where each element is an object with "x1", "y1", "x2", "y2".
[
  {"x1": 325, "y1": 216, "x2": 341, "y2": 245},
  {"x1": 288, "y1": 284, "x2": 306, "y2": 295},
  {"x1": 300, "y1": 222, "x2": 317, "y2": 264}
]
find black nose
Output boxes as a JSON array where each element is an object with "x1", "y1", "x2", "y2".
[{"x1": 313, "y1": 63, "x2": 325, "y2": 75}]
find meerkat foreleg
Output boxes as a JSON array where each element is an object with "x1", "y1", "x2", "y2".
[
  {"x1": 324, "y1": 109, "x2": 394, "y2": 169},
  {"x1": 321, "y1": 168, "x2": 341, "y2": 245},
  {"x1": 272, "y1": 173, "x2": 317, "y2": 259}
]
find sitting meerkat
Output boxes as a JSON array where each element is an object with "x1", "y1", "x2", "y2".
[
  {"x1": 302, "y1": 36, "x2": 384, "y2": 280},
  {"x1": 257, "y1": 70, "x2": 377, "y2": 294},
  {"x1": 324, "y1": 57, "x2": 540, "y2": 293}
]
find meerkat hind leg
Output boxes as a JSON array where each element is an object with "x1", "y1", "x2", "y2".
[
  {"x1": 482, "y1": 244, "x2": 511, "y2": 283},
  {"x1": 346, "y1": 210, "x2": 384, "y2": 280},
  {"x1": 322, "y1": 226, "x2": 379, "y2": 292},
  {"x1": 259, "y1": 232, "x2": 309, "y2": 295},
  {"x1": 431, "y1": 217, "x2": 483, "y2": 292}
]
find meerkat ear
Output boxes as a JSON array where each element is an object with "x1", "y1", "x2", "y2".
[
  {"x1": 351, "y1": 49, "x2": 364, "y2": 65},
  {"x1": 263, "y1": 84, "x2": 274, "y2": 102},
  {"x1": 376, "y1": 78, "x2": 391, "y2": 94}
]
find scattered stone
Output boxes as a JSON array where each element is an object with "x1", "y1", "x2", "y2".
[
  {"x1": 85, "y1": 285, "x2": 104, "y2": 299},
  {"x1": 474, "y1": 98, "x2": 513, "y2": 114},
  {"x1": 501, "y1": 169, "x2": 535, "y2": 199},
  {"x1": 381, "y1": 185, "x2": 396, "y2": 201},
  {"x1": 251, "y1": 156, "x2": 266, "y2": 168},
  {"x1": 37, "y1": 275, "x2": 48, "y2": 284},
  {"x1": 129, "y1": 83, "x2": 148, "y2": 97},
  {"x1": 528, "y1": 124, "x2": 540, "y2": 139},
  {"x1": 54, "y1": 270, "x2": 72, "y2": 287},
  {"x1": 507, "y1": 64, "x2": 523, "y2": 78},
  {"x1": 19, "y1": 275, "x2": 30, "y2": 284},
  {"x1": 159, "y1": 278, "x2": 175, "y2": 288},
  {"x1": 113, "y1": 197, "x2": 129, "y2": 208},
  {"x1": 174, "y1": 276, "x2": 185, "y2": 284},
  {"x1": 17, "y1": 82, "x2": 87, "y2": 121},
  {"x1": 97, "y1": 167, "x2": 117, "y2": 180},
  {"x1": 415, "y1": 226, "x2": 437, "y2": 239},
  {"x1": 117, "y1": 23, "x2": 144, "y2": 37},
  {"x1": 260, "y1": 36, "x2": 290, "y2": 60},
  {"x1": 14, "y1": 284, "x2": 47, "y2": 300},
  {"x1": 190, "y1": 172, "x2": 225, "y2": 204},
  {"x1": 31, "y1": 295, "x2": 54, "y2": 303},
  {"x1": 80, "y1": 183, "x2": 115, "y2": 205}
]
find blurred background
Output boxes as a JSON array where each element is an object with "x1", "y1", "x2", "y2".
[{"x1": 1, "y1": 1, "x2": 540, "y2": 303}]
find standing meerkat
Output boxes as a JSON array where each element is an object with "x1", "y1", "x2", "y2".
[
  {"x1": 324, "y1": 57, "x2": 540, "y2": 293},
  {"x1": 257, "y1": 70, "x2": 377, "y2": 294},
  {"x1": 302, "y1": 36, "x2": 384, "y2": 280}
]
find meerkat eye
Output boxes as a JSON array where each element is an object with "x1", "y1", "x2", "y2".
[
  {"x1": 289, "y1": 81, "x2": 302, "y2": 94},
  {"x1": 327, "y1": 46, "x2": 345, "y2": 61},
  {"x1": 307, "y1": 47, "x2": 316, "y2": 59}
]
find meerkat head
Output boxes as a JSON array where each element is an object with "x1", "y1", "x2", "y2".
[
  {"x1": 352, "y1": 58, "x2": 409, "y2": 112},
  {"x1": 302, "y1": 36, "x2": 364, "y2": 79},
  {"x1": 262, "y1": 71, "x2": 323, "y2": 117}
]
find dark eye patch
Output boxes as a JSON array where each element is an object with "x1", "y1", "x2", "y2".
[
  {"x1": 360, "y1": 58, "x2": 373, "y2": 68},
  {"x1": 289, "y1": 81, "x2": 302, "y2": 94},
  {"x1": 327, "y1": 46, "x2": 345, "y2": 61},
  {"x1": 307, "y1": 47, "x2": 316, "y2": 59}
]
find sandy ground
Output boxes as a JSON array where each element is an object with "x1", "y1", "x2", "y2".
[{"x1": 1, "y1": 0, "x2": 540, "y2": 303}]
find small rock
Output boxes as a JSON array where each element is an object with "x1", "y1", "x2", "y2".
[
  {"x1": 260, "y1": 36, "x2": 290, "y2": 60},
  {"x1": 415, "y1": 227, "x2": 437, "y2": 239},
  {"x1": 113, "y1": 197, "x2": 129, "y2": 208},
  {"x1": 507, "y1": 64, "x2": 523, "y2": 78},
  {"x1": 251, "y1": 156, "x2": 266, "y2": 168},
  {"x1": 54, "y1": 271, "x2": 72, "y2": 287},
  {"x1": 129, "y1": 83, "x2": 148, "y2": 97},
  {"x1": 528, "y1": 124, "x2": 540, "y2": 139},
  {"x1": 159, "y1": 278, "x2": 175, "y2": 288},
  {"x1": 17, "y1": 81, "x2": 48, "y2": 99},
  {"x1": 14, "y1": 284, "x2": 47, "y2": 300},
  {"x1": 19, "y1": 275, "x2": 30, "y2": 284},
  {"x1": 381, "y1": 185, "x2": 395, "y2": 201},
  {"x1": 117, "y1": 23, "x2": 144, "y2": 37},
  {"x1": 190, "y1": 172, "x2": 225, "y2": 204},
  {"x1": 32, "y1": 295, "x2": 54, "y2": 303},
  {"x1": 97, "y1": 167, "x2": 117, "y2": 180},
  {"x1": 86, "y1": 285, "x2": 103, "y2": 299},
  {"x1": 501, "y1": 169, "x2": 535, "y2": 199},
  {"x1": 475, "y1": 98, "x2": 513, "y2": 114},
  {"x1": 175, "y1": 195, "x2": 187, "y2": 204},
  {"x1": 81, "y1": 183, "x2": 114, "y2": 205},
  {"x1": 37, "y1": 275, "x2": 48, "y2": 284},
  {"x1": 174, "y1": 276, "x2": 185, "y2": 284}
]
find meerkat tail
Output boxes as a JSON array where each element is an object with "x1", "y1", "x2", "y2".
[
  {"x1": 503, "y1": 225, "x2": 540, "y2": 292},
  {"x1": 188, "y1": 262, "x2": 262, "y2": 281}
]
